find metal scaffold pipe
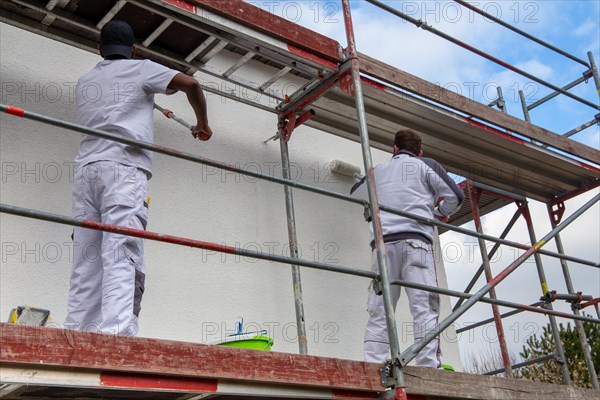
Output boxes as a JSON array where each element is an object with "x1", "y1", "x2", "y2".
[
  {"x1": 342, "y1": 0, "x2": 404, "y2": 388},
  {"x1": 453, "y1": 209, "x2": 522, "y2": 311},
  {"x1": 452, "y1": 0, "x2": 590, "y2": 68},
  {"x1": 455, "y1": 303, "x2": 540, "y2": 333},
  {"x1": 399, "y1": 192, "x2": 600, "y2": 367},
  {"x1": 467, "y1": 183, "x2": 512, "y2": 378},
  {"x1": 278, "y1": 121, "x2": 308, "y2": 355},
  {"x1": 547, "y1": 202, "x2": 600, "y2": 389},
  {"x1": 379, "y1": 200, "x2": 599, "y2": 268},
  {"x1": 485, "y1": 354, "x2": 557, "y2": 376},
  {"x1": 589, "y1": 51, "x2": 600, "y2": 101},
  {"x1": 390, "y1": 279, "x2": 599, "y2": 325},
  {"x1": 364, "y1": 0, "x2": 600, "y2": 111},
  {"x1": 518, "y1": 201, "x2": 571, "y2": 384},
  {"x1": 562, "y1": 116, "x2": 600, "y2": 139},
  {"x1": 526, "y1": 74, "x2": 591, "y2": 112},
  {"x1": 1, "y1": 104, "x2": 598, "y2": 269},
  {"x1": 0, "y1": 203, "x2": 377, "y2": 280}
]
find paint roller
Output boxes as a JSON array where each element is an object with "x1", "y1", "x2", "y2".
[{"x1": 331, "y1": 159, "x2": 362, "y2": 179}]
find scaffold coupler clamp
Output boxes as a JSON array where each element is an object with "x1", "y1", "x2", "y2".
[
  {"x1": 543, "y1": 290, "x2": 590, "y2": 311},
  {"x1": 380, "y1": 358, "x2": 400, "y2": 387},
  {"x1": 553, "y1": 352, "x2": 566, "y2": 365},
  {"x1": 363, "y1": 203, "x2": 373, "y2": 222},
  {"x1": 372, "y1": 277, "x2": 383, "y2": 296},
  {"x1": 379, "y1": 359, "x2": 407, "y2": 400},
  {"x1": 569, "y1": 292, "x2": 587, "y2": 311},
  {"x1": 278, "y1": 115, "x2": 295, "y2": 143},
  {"x1": 542, "y1": 290, "x2": 558, "y2": 303}
]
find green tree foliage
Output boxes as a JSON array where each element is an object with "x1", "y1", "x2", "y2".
[{"x1": 519, "y1": 315, "x2": 600, "y2": 388}]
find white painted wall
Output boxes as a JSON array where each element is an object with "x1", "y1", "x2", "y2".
[{"x1": 0, "y1": 22, "x2": 461, "y2": 369}]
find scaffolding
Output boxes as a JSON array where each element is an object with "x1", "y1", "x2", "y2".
[{"x1": 0, "y1": 0, "x2": 599, "y2": 399}]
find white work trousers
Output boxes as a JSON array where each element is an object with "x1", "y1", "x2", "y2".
[
  {"x1": 65, "y1": 161, "x2": 148, "y2": 336},
  {"x1": 364, "y1": 239, "x2": 442, "y2": 368}
]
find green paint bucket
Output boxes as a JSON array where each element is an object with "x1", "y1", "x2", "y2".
[{"x1": 217, "y1": 335, "x2": 274, "y2": 351}]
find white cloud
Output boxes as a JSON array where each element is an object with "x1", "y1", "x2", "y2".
[
  {"x1": 515, "y1": 59, "x2": 553, "y2": 80},
  {"x1": 574, "y1": 19, "x2": 598, "y2": 37}
]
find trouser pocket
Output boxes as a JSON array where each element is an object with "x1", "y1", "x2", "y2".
[{"x1": 133, "y1": 269, "x2": 145, "y2": 317}]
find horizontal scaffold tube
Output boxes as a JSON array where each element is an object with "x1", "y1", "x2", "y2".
[
  {"x1": 451, "y1": 0, "x2": 590, "y2": 68},
  {"x1": 455, "y1": 304, "x2": 542, "y2": 333},
  {"x1": 391, "y1": 279, "x2": 599, "y2": 325},
  {"x1": 0, "y1": 203, "x2": 376, "y2": 280},
  {"x1": 364, "y1": 0, "x2": 599, "y2": 111},
  {"x1": 376, "y1": 203, "x2": 598, "y2": 268},
  {"x1": 1, "y1": 104, "x2": 598, "y2": 268},
  {"x1": 485, "y1": 354, "x2": 557, "y2": 376}
]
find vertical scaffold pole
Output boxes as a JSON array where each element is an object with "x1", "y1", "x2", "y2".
[
  {"x1": 496, "y1": 86, "x2": 506, "y2": 114},
  {"x1": 588, "y1": 51, "x2": 600, "y2": 99},
  {"x1": 341, "y1": 0, "x2": 405, "y2": 389},
  {"x1": 467, "y1": 182, "x2": 513, "y2": 378},
  {"x1": 517, "y1": 201, "x2": 571, "y2": 385},
  {"x1": 279, "y1": 120, "x2": 308, "y2": 355},
  {"x1": 518, "y1": 90, "x2": 532, "y2": 123},
  {"x1": 547, "y1": 202, "x2": 599, "y2": 389}
]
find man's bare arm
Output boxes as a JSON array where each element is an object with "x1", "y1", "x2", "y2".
[{"x1": 168, "y1": 73, "x2": 213, "y2": 140}]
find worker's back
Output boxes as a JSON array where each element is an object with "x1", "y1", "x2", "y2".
[
  {"x1": 354, "y1": 150, "x2": 463, "y2": 244},
  {"x1": 75, "y1": 58, "x2": 177, "y2": 177},
  {"x1": 374, "y1": 152, "x2": 438, "y2": 240}
]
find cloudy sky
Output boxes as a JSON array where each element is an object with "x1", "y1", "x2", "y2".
[{"x1": 246, "y1": 0, "x2": 600, "y2": 366}]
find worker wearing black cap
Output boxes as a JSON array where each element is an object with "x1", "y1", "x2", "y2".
[{"x1": 65, "y1": 20, "x2": 212, "y2": 336}]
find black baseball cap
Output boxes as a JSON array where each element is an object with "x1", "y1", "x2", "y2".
[{"x1": 101, "y1": 20, "x2": 135, "y2": 59}]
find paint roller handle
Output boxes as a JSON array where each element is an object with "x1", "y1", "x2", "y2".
[
  {"x1": 154, "y1": 103, "x2": 212, "y2": 141},
  {"x1": 154, "y1": 103, "x2": 192, "y2": 129}
]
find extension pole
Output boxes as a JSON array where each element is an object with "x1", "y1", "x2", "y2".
[
  {"x1": 154, "y1": 103, "x2": 193, "y2": 130},
  {"x1": 399, "y1": 193, "x2": 600, "y2": 367},
  {"x1": 341, "y1": 0, "x2": 404, "y2": 389},
  {"x1": 278, "y1": 119, "x2": 308, "y2": 355}
]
